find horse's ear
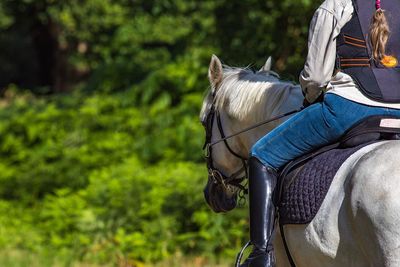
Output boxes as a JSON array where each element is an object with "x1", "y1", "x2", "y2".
[
  {"x1": 259, "y1": 57, "x2": 272, "y2": 72},
  {"x1": 208, "y1": 54, "x2": 223, "y2": 89}
]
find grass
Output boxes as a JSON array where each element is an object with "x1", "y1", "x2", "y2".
[
  {"x1": 153, "y1": 255, "x2": 230, "y2": 267},
  {"x1": 0, "y1": 250, "x2": 109, "y2": 267},
  {"x1": 0, "y1": 250, "x2": 231, "y2": 267}
]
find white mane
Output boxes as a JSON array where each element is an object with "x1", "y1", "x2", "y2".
[{"x1": 200, "y1": 66, "x2": 298, "y2": 124}]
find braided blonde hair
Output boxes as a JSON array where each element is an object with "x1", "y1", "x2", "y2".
[{"x1": 369, "y1": 0, "x2": 390, "y2": 60}]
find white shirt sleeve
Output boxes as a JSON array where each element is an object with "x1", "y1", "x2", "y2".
[{"x1": 299, "y1": 7, "x2": 339, "y2": 103}]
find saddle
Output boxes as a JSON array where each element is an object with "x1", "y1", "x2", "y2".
[
  {"x1": 275, "y1": 115, "x2": 400, "y2": 267},
  {"x1": 275, "y1": 115, "x2": 400, "y2": 225}
]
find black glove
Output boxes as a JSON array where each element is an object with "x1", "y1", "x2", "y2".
[{"x1": 303, "y1": 92, "x2": 324, "y2": 108}]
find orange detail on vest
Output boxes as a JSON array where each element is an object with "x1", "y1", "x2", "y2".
[{"x1": 381, "y1": 56, "x2": 398, "y2": 68}]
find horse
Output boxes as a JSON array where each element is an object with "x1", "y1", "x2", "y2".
[{"x1": 200, "y1": 55, "x2": 400, "y2": 267}]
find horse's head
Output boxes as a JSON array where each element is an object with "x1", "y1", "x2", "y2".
[{"x1": 200, "y1": 55, "x2": 297, "y2": 213}]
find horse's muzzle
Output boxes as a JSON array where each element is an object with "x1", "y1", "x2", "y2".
[{"x1": 203, "y1": 175, "x2": 238, "y2": 213}]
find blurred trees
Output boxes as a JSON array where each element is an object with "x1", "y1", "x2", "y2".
[{"x1": 0, "y1": 0, "x2": 319, "y2": 94}]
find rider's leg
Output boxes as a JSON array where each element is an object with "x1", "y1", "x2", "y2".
[
  {"x1": 252, "y1": 93, "x2": 400, "y2": 170},
  {"x1": 239, "y1": 156, "x2": 277, "y2": 267}
]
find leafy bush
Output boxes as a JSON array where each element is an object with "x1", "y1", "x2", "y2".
[{"x1": 0, "y1": 88, "x2": 248, "y2": 265}]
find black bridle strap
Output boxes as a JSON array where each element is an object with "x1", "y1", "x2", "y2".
[
  {"x1": 209, "y1": 108, "x2": 302, "y2": 148},
  {"x1": 216, "y1": 110, "x2": 247, "y2": 161},
  {"x1": 203, "y1": 104, "x2": 248, "y2": 193},
  {"x1": 215, "y1": 110, "x2": 249, "y2": 183}
]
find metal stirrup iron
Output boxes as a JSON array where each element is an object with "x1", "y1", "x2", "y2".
[{"x1": 235, "y1": 241, "x2": 251, "y2": 267}]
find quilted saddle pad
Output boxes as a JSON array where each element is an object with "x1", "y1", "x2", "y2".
[{"x1": 278, "y1": 143, "x2": 370, "y2": 225}]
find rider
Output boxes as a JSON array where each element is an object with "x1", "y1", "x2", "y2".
[{"x1": 240, "y1": 0, "x2": 400, "y2": 266}]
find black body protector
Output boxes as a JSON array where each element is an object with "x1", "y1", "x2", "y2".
[{"x1": 336, "y1": 0, "x2": 400, "y2": 102}]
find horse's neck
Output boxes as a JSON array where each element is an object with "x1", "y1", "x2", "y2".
[{"x1": 235, "y1": 84, "x2": 303, "y2": 154}]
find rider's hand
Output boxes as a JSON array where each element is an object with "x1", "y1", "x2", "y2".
[
  {"x1": 303, "y1": 93, "x2": 324, "y2": 108},
  {"x1": 303, "y1": 98, "x2": 311, "y2": 108}
]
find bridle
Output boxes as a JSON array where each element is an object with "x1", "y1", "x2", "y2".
[
  {"x1": 202, "y1": 99, "x2": 249, "y2": 199},
  {"x1": 201, "y1": 90, "x2": 302, "y2": 200}
]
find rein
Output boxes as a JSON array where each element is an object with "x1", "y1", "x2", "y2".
[
  {"x1": 206, "y1": 108, "x2": 302, "y2": 150},
  {"x1": 202, "y1": 95, "x2": 302, "y2": 198}
]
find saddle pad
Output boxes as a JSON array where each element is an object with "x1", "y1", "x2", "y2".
[{"x1": 278, "y1": 143, "x2": 369, "y2": 225}]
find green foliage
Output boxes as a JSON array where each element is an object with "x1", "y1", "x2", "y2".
[
  {"x1": 0, "y1": 2, "x2": 13, "y2": 29},
  {"x1": 0, "y1": 0, "x2": 319, "y2": 92},
  {"x1": 0, "y1": 89, "x2": 246, "y2": 265},
  {"x1": 0, "y1": 88, "x2": 205, "y2": 200}
]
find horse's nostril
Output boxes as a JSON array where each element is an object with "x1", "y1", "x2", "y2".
[{"x1": 203, "y1": 176, "x2": 238, "y2": 213}]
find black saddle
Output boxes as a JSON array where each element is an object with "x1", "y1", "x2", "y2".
[
  {"x1": 275, "y1": 115, "x2": 400, "y2": 266},
  {"x1": 275, "y1": 115, "x2": 400, "y2": 224}
]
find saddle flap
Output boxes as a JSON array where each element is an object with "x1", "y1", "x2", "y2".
[{"x1": 277, "y1": 143, "x2": 371, "y2": 225}]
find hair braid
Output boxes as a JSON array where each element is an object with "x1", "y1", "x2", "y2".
[{"x1": 369, "y1": 0, "x2": 390, "y2": 61}]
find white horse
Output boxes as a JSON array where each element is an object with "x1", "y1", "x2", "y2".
[{"x1": 200, "y1": 55, "x2": 400, "y2": 267}]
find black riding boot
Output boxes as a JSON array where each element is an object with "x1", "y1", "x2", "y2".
[{"x1": 239, "y1": 156, "x2": 278, "y2": 267}]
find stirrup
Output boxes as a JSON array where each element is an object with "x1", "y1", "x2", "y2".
[{"x1": 235, "y1": 241, "x2": 251, "y2": 267}]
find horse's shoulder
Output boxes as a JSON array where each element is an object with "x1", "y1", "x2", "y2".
[{"x1": 347, "y1": 141, "x2": 400, "y2": 211}]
